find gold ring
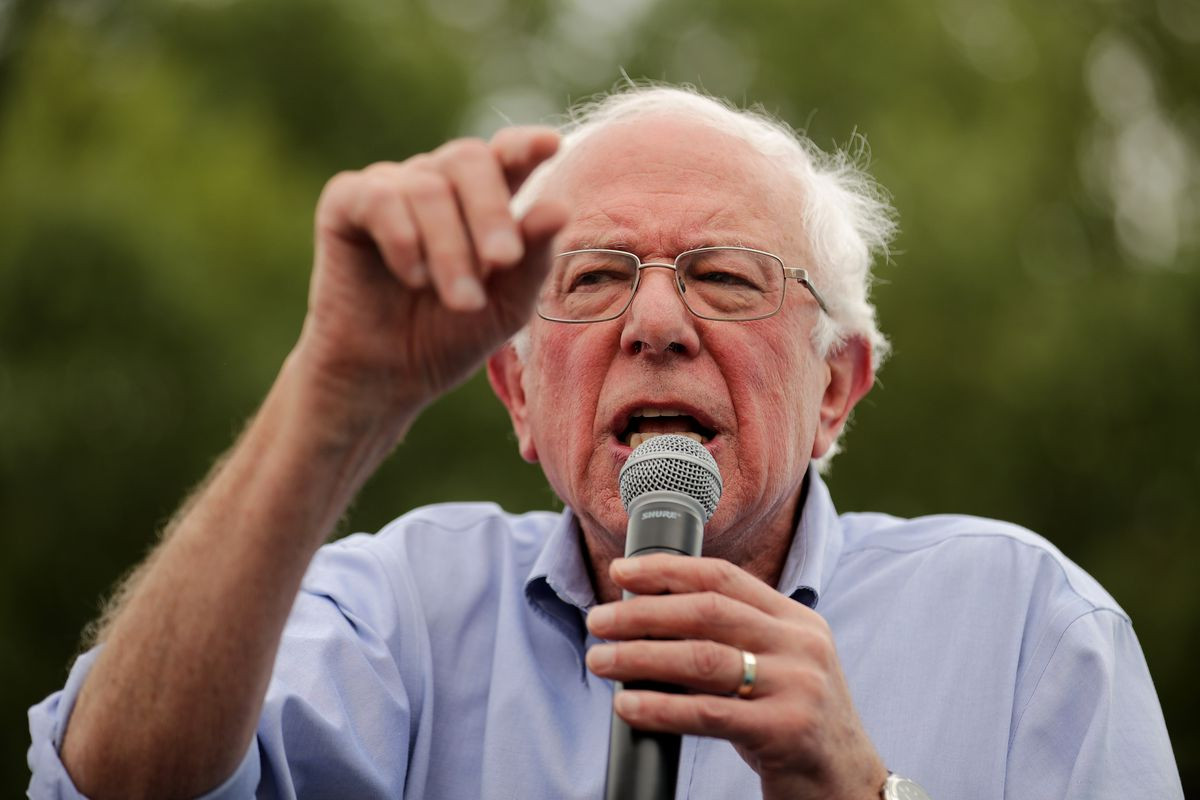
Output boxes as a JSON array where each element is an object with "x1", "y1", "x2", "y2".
[{"x1": 736, "y1": 650, "x2": 757, "y2": 698}]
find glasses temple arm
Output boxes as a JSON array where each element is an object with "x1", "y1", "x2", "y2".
[{"x1": 784, "y1": 267, "x2": 831, "y2": 316}]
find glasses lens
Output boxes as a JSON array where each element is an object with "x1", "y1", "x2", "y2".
[
  {"x1": 678, "y1": 248, "x2": 784, "y2": 320},
  {"x1": 538, "y1": 250, "x2": 639, "y2": 321}
]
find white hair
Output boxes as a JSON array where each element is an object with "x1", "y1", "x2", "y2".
[{"x1": 510, "y1": 82, "x2": 897, "y2": 469}]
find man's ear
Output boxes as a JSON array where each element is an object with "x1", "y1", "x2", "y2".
[
  {"x1": 487, "y1": 343, "x2": 539, "y2": 463},
  {"x1": 811, "y1": 336, "x2": 875, "y2": 460}
]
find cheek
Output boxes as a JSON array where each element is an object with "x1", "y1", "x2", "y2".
[
  {"x1": 729, "y1": 324, "x2": 818, "y2": 417},
  {"x1": 724, "y1": 326, "x2": 823, "y2": 465},
  {"x1": 526, "y1": 328, "x2": 609, "y2": 466}
]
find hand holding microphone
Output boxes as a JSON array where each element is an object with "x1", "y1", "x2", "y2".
[{"x1": 588, "y1": 437, "x2": 885, "y2": 800}]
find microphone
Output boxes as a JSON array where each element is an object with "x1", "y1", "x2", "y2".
[{"x1": 604, "y1": 434, "x2": 722, "y2": 800}]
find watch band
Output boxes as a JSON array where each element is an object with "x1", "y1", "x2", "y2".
[{"x1": 881, "y1": 772, "x2": 933, "y2": 800}]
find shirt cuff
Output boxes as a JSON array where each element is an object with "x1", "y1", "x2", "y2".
[{"x1": 27, "y1": 647, "x2": 261, "y2": 799}]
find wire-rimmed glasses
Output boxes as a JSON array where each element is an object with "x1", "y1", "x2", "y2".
[{"x1": 535, "y1": 246, "x2": 830, "y2": 323}]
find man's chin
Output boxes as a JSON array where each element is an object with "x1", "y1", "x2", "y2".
[{"x1": 571, "y1": 503, "x2": 630, "y2": 559}]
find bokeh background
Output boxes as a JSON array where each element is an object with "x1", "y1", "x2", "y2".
[{"x1": 2, "y1": 0, "x2": 1197, "y2": 794}]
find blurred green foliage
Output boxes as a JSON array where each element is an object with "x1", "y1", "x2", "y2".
[{"x1": 2, "y1": 0, "x2": 1196, "y2": 794}]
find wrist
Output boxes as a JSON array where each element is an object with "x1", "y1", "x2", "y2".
[
  {"x1": 760, "y1": 759, "x2": 889, "y2": 800},
  {"x1": 227, "y1": 348, "x2": 412, "y2": 540},
  {"x1": 285, "y1": 328, "x2": 423, "y2": 451}
]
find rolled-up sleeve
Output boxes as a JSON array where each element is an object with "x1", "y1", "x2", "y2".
[
  {"x1": 28, "y1": 532, "x2": 424, "y2": 800},
  {"x1": 27, "y1": 647, "x2": 262, "y2": 799}
]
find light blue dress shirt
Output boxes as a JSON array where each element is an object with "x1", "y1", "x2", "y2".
[{"x1": 29, "y1": 473, "x2": 1182, "y2": 798}]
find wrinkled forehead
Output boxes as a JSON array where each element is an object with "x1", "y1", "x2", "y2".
[{"x1": 538, "y1": 114, "x2": 805, "y2": 254}]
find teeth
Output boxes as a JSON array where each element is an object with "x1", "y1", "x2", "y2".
[
  {"x1": 628, "y1": 431, "x2": 706, "y2": 449},
  {"x1": 633, "y1": 408, "x2": 682, "y2": 418}
]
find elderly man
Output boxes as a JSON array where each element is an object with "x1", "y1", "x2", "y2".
[{"x1": 29, "y1": 86, "x2": 1180, "y2": 799}]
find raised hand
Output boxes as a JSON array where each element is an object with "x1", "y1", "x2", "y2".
[
  {"x1": 57, "y1": 129, "x2": 567, "y2": 800},
  {"x1": 298, "y1": 126, "x2": 567, "y2": 433}
]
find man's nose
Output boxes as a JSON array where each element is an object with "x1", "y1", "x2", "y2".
[{"x1": 619, "y1": 265, "x2": 701, "y2": 357}]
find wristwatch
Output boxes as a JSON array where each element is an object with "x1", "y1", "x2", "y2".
[{"x1": 880, "y1": 772, "x2": 933, "y2": 799}]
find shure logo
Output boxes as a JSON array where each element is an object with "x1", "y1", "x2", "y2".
[{"x1": 641, "y1": 510, "x2": 681, "y2": 520}]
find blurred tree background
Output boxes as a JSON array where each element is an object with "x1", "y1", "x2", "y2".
[{"x1": 1, "y1": 0, "x2": 1196, "y2": 794}]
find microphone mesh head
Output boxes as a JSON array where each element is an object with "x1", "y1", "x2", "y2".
[{"x1": 619, "y1": 434, "x2": 723, "y2": 521}]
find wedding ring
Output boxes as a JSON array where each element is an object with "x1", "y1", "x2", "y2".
[{"x1": 736, "y1": 650, "x2": 757, "y2": 698}]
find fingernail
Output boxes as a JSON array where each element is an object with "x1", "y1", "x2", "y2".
[
  {"x1": 612, "y1": 558, "x2": 639, "y2": 577},
  {"x1": 615, "y1": 693, "x2": 640, "y2": 715},
  {"x1": 452, "y1": 276, "x2": 486, "y2": 309},
  {"x1": 408, "y1": 262, "x2": 426, "y2": 284},
  {"x1": 586, "y1": 644, "x2": 614, "y2": 671},
  {"x1": 587, "y1": 604, "x2": 614, "y2": 631},
  {"x1": 484, "y1": 230, "x2": 523, "y2": 265}
]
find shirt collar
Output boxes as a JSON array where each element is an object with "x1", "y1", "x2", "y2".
[
  {"x1": 527, "y1": 507, "x2": 597, "y2": 608},
  {"x1": 524, "y1": 508, "x2": 596, "y2": 672},
  {"x1": 523, "y1": 468, "x2": 846, "y2": 654},
  {"x1": 774, "y1": 469, "x2": 845, "y2": 610}
]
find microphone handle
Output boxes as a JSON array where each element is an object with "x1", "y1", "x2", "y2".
[{"x1": 604, "y1": 492, "x2": 705, "y2": 800}]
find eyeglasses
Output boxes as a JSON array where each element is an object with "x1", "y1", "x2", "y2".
[{"x1": 535, "y1": 246, "x2": 830, "y2": 324}]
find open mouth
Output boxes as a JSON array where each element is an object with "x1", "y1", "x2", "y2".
[{"x1": 618, "y1": 407, "x2": 718, "y2": 448}]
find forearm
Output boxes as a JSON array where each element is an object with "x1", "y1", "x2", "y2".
[
  {"x1": 56, "y1": 124, "x2": 563, "y2": 798},
  {"x1": 60, "y1": 345, "x2": 409, "y2": 800}
]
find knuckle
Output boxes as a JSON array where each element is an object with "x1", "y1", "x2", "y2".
[
  {"x1": 627, "y1": 603, "x2": 656, "y2": 635},
  {"x1": 404, "y1": 153, "x2": 433, "y2": 169},
  {"x1": 703, "y1": 557, "x2": 739, "y2": 593},
  {"x1": 800, "y1": 623, "x2": 836, "y2": 669},
  {"x1": 752, "y1": 722, "x2": 803, "y2": 769},
  {"x1": 695, "y1": 591, "x2": 725, "y2": 623},
  {"x1": 439, "y1": 137, "x2": 491, "y2": 163},
  {"x1": 619, "y1": 642, "x2": 648, "y2": 671},
  {"x1": 361, "y1": 175, "x2": 398, "y2": 207},
  {"x1": 489, "y1": 126, "x2": 519, "y2": 147},
  {"x1": 690, "y1": 641, "x2": 725, "y2": 681},
  {"x1": 611, "y1": 642, "x2": 637, "y2": 671},
  {"x1": 361, "y1": 160, "x2": 401, "y2": 179},
  {"x1": 793, "y1": 665, "x2": 830, "y2": 704},
  {"x1": 694, "y1": 696, "x2": 733, "y2": 730},
  {"x1": 635, "y1": 696, "x2": 667, "y2": 727},
  {"x1": 317, "y1": 170, "x2": 359, "y2": 209},
  {"x1": 385, "y1": 225, "x2": 418, "y2": 255},
  {"x1": 407, "y1": 171, "x2": 450, "y2": 204},
  {"x1": 322, "y1": 169, "x2": 358, "y2": 195},
  {"x1": 807, "y1": 609, "x2": 833, "y2": 638}
]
